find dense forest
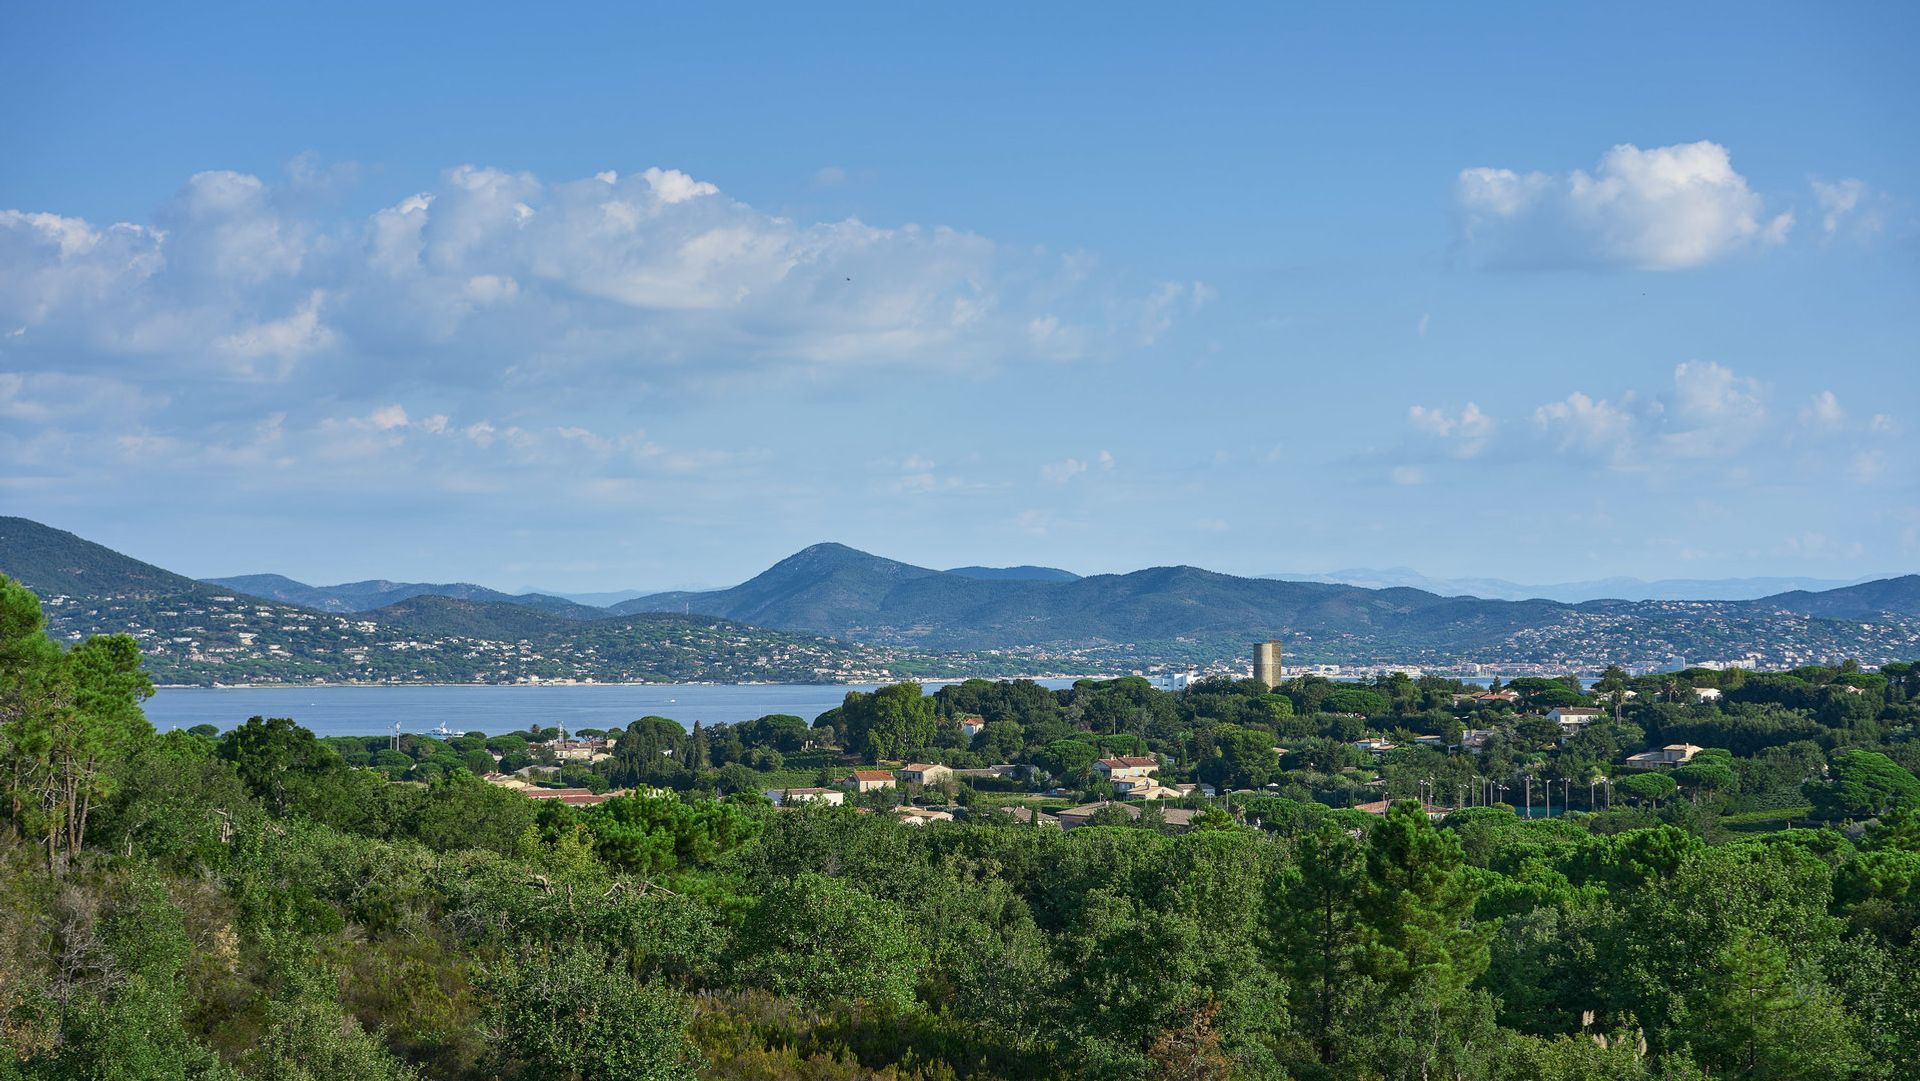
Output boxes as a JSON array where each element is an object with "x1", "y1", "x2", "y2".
[{"x1": 4, "y1": 571, "x2": 1919, "y2": 1079}]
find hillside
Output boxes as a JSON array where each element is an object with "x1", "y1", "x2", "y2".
[
  {"x1": 1756, "y1": 575, "x2": 1920, "y2": 620},
  {"x1": 1265, "y1": 567, "x2": 1876, "y2": 603},
  {"x1": 0, "y1": 518, "x2": 966, "y2": 685},
  {"x1": 0, "y1": 516, "x2": 207, "y2": 599},
  {"x1": 612, "y1": 542, "x2": 1920, "y2": 669},
  {"x1": 945, "y1": 564, "x2": 1081, "y2": 583},
  {"x1": 205, "y1": 573, "x2": 604, "y2": 619},
  {"x1": 7, "y1": 517, "x2": 1917, "y2": 676}
]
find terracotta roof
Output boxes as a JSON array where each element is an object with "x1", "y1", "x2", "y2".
[
  {"x1": 1096, "y1": 756, "x2": 1158, "y2": 768},
  {"x1": 900, "y1": 763, "x2": 944, "y2": 772},
  {"x1": 850, "y1": 769, "x2": 895, "y2": 782}
]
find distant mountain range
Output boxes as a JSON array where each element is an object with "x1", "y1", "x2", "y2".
[
  {"x1": 599, "y1": 543, "x2": 1920, "y2": 665},
  {"x1": 213, "y1": 565, "x2": 1082, "y2": 613},
  {"x1": 1265, "y1": 567, "x2": 1879, "y2": 603},
  {"x1": 4, "y1": 516, "x2": 1917, "y2": 679},
  {"x1": 0, "y1": 518, "x2": 957, "y2": 686},
  {"x1": 205, "y1": 573, "x2": 605, "y2": 619},
  {"x1": 944, "y1": 565, "x2": 1081, "y2": 583}
]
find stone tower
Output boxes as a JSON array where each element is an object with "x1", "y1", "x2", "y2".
[{"x1": 1253, "y1": 640, "x2": 1284, "y2": 689}]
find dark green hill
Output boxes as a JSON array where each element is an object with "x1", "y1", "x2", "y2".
[
  {"x1": 0, "y1": 519, "x2": 957, "y2": 685},
  {"x1": 0, "y1": 516, "x2": 207, "y2": 599},
  {"x1": 1756, "y1": 575, "x2": 1920, "y2": 619},
  {"x1": 612, "y1": 547, "x2": 1570, "y2": 652},
  {"x1": 604, "y1": 542, "x2": 1918, "y2": 666}
]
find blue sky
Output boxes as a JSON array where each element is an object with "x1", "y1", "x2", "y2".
[{"x1": 3, "y1": 2, "x2": 1915, "y2": 592}]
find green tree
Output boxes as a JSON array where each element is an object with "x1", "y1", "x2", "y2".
[
  {"x1": 1691, "y1": 930, "x2": 1863, "y2": 1079},
  {"x1": 1616, "y1": 772, "x2": 1678, "y2": 808},
  {"x1": 1272, "y1": 822, "x2": 1372, "y2": 1068},
  {"x1": 1038, "y1": 738, "x2": 1100, "y2": 785},
  {"x1": 0, "y1": 577, "x2": 156, "y2": 868},
  {"x1": 842, "y1": 682, "x2": 937, "y2": 761},
  {"x1": 1805, "y1": 750, "x2": 1920, "y2": 821},
  {"x1": 736, "y1": 871, "x2": 926, "y2": 1008},
  {"x1": 582, "y1": 793, "x2": 757, "y2": 875},
  {"x1": 479, "y1": 944, "x2": 698, "y2": 1081},
  {"x1": 218, "y1": 716, "x2": 347, "y2": 816},
  {"x1": 1358, "y1": 801, "x2": 1488, "y2": 995}
]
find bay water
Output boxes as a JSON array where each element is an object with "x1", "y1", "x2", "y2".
[{"x1": 146, "y1": 680, "x2": 1080, "y2": 738}]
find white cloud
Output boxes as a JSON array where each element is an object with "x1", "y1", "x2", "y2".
[
  {"x1": 1389, "y1": 465, "x2": 1425, "y2": 486},
  {"x1": 1407, "y1": 401, "x2": 1494, "y2": 457},
  {"x1": 1660, "y1": 360, "x2": 1766, "y2": 457},
  {"x1": 1533, "y1": 361, "x2": 1771, "y2": 466},
  {"x1": 1134, "y1": 280, "x2": 1212, "y2": 345},
  {"x1": 1457, "y1": 141, "x2": 1792, "y2": 270},
  {"x1": 1042, "y1": 457, "x2": 1090, "y2": 483},
  {"x1": 1533, "y1": 391, "x2": 1636, "y2": 458},
  {"x1": 1801, "y1": 390, "x2": 1845, "y2": 427},
  {"x1": 639, "y1": 167, "x2": 718, "y2": 205},
  {"x1": 216, "y1": 290, "x2": 336, "y2": 373},
  {"x1": 0, "y1": 161, "x2": 1189, "y2": 400},
  {"x1": 1811, "y1": 178, "x2": 1878, "y2": 238},
  {"x1": 367, "y1": 404, "x2": 409, "y2": 431}
]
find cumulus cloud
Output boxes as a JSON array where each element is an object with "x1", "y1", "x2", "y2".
[
  {"x1": 0, "y1": 161, "x2": 1196, "y2": 404},
  {"x1": 1661, "y1": 360, "x2": 1766, "y2": 457},
  {"x1": 1456, "y1": 141, "x2": 1792, "y2": 270},
  {"x1": 1801, "y1": 390, "x2": 1846, "y2": 427},
  {"x1": 1531, "y1": 361, "x2": 1768, "y2": 464},
  {"x1": 1407, "y1": 402, "x2": 1494, "y2": 457},
  {"x1": 1533, "y1": 391, "x2": 1636, "y2": 457}
]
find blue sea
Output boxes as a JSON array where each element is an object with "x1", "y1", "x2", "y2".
[{"x1": 145, "y1": 681, "x2": 1080, "y2": 738}]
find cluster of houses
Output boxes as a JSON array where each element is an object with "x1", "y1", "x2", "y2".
[
  {"x1": 1348, "y1": 705, "x2": 1708, "y2": 772},
  {"x1": 776, "y1": 754, "x2": 1222, "y2": 830}
]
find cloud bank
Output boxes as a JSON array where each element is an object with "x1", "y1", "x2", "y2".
[{"x1": 0, "y1": 162, "x2": 1200, "y2": 399}]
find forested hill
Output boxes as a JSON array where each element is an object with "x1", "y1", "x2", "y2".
[
  {"x1": 6, "y1": 517, "x2": 1919, "y2": 675},
  {"x1": 204, "y1": 571, "x2": 603, "y2": 618},
  {"x1": 0, "y1": 516, "x2": 205, "y2": 598},
  {"x1": 0, "y1": 518, "x2": 964, "y2": 685},
  {"x1": 612, "y1": 542, "x2": 1920, "y2": 668}
]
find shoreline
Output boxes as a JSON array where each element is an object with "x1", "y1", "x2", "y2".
[{"x1": 153, "y1": 674, "x2": 1110, "y2": 691}]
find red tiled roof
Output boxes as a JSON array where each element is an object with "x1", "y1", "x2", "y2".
[{"x1": 850, "y1": 770, "x2": 895, "y2": 782}]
